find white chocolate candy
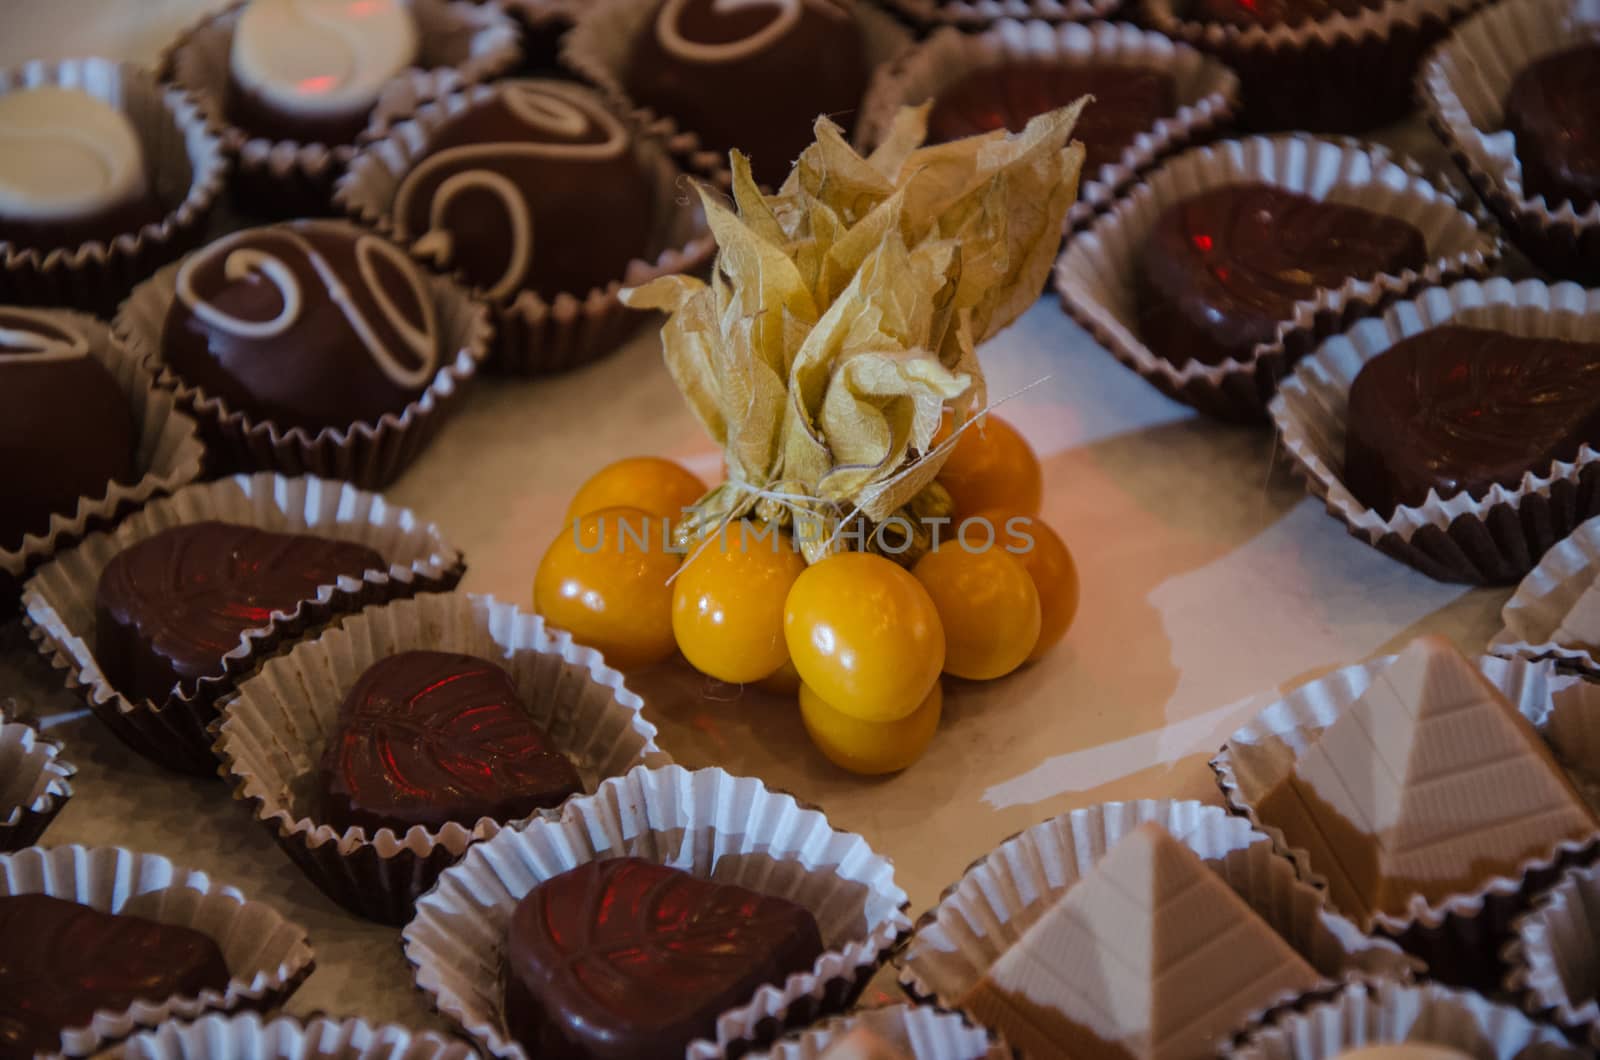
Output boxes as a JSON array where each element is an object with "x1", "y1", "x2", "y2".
[
  {"x1": 1334, "y1": 1047, "x2": 1473, "y2": 1060},
  {"x1": 230, "y1": 0, "x2": 418, "y2": 119},
  {"x1": 0, "y1": 87, "x2": 148, "y2": 222}
]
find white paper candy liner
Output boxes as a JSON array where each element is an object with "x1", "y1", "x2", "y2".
[
  {"x1": 1053, "y1": 134, "x2": 1501, "y2": 423},
  {"x1": 217, "y1": 591, "x2": 669, "y2": 925},
  {"x1": 562, "y1": 0, "x2": 913, "y2": 190},
  {"x1": 0, "y1": 710, "x2": 75, "y2": 853},
  {"x1": 0, "y1": 844, "x2": 315, "y2": 1058},
  {"x1": 1505, "y1": 861, "x2": 1600, "y2": 1051},
  {"x1": 115, "y1": 219, "x2": 492, "y2": 488},
  {"x1": 160, "y1": 0, "x2": 521, "y2": 219},
  {"x1": 856, "y1": 20, "x2": 1241, "y2": 233},
  {"x1": 1418, "y1": 0, "x2": 1600, "y2": 284},
  {"x1": 1213, "y1": 651, "x2": 1600, "y2": 990},
  {"x1": 896, "y1": 798, "x2": 1416, "y2": 1045},
  {"x1": 338, "y1": 75, "x2": 717, "y2": 376},
  {"x1": 1226, "y1": 978, "x2": 1584, "y2": 1058},
  {"x1": 0, "y1": 58, "x2": 228, "y2": 314},
  {"x1": 403, "y1": 764, "x2": 914, "y2": 1060},
  {"x1": 118, "y1": 1012, "x2": 479, "y2": 1060},
  {"x1": 874, "y1": 0, "x2": 1116, "y2": 31},
  {"x1": 748, "y1": 1004, "x2": 1007, "y2": 1060},
  {"x1": 1491, "y1": 515, "x2": 1600, "y2": 678},
  {"x1": 1269, "y1": 277, "x2": 1600, "y2": 585},
  {"x1": 21, "y1": 473, "x2": 465, "y2": 777},
  {"x1": 0, "y1": 308, "x2": 205, "y2": 606}
]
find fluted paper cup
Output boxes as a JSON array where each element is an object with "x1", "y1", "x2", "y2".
[
  {"x1": 22, "y1": 473, "x2": 465, "y2": 776},
  {"x1": 1491, "y1": 514, "x2": 1600, "y2": 678},
  {"x1": 749, "y1": 1004, "x2": 1007, "y2": 1060},
  {"x1": 0, "y1": 844, "x2": 314, "y2": 1058},
  {"x1": 118, "y1": 1013, "x2": 477, "y2": 1060},
  {"x1": 403, "y1": 764, "x2": 914, "y2": 1059},
  {"x1": 1505, "y1": 860, "x2": 1600, "y2": 1050},
  {"x1": 0, "y1": 709, "x2": 74, "y2": 852}
]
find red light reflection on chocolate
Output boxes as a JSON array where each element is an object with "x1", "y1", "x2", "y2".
[{"x1": 296, "y1": 75, "x2": 339, "y2": 95}]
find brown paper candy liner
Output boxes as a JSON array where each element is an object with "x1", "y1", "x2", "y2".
[
  {"x1": 0, "y1": 308, "x2": 206, "y2": 611},
  {"x1": 896, "y1": 799, "x2": 1417, "y2": 1047},
  {"x1": 856, "y1": 20, "x2": 1241, "y2": 233},
  {"x1": 116, "y1": 219, "x2": 493, "y2": 488},
  {"x1": 1138, "y1": 0, "x2": 1482, "y2": 133},
  {"x1": 562, "y1": 0, "x2": 914, "y2": 191},
  {"x1": 750, "y1": 1004, "x2": 1007, "y2": 1060},
  {"x1": 1419, "y1": 0, "x2": 1600, "y2": 285},
  {"x1": 402, "y1": 764, "x2": 914, "y2": 1059},
  {"x1": 0, "y1": 58, "x2": 229, "y2": 315},
  {"x1": 1053, "y1": 134, "x2": 1501, "y2": 423},
  {"x1": 499, "y1": 0, "x2": 582, "y2": 73},
  {"x1": 0, "y1": 843, "x2": 315, "y2": 1058},
  {"x1": 0, "y1": 708, "x2": 75, "y2": 853},
  {"x1": 216, "y1": 591, "x2": 670, "y2": 926},
  {"x1": 1226, "y1": 978, "x2": 1584, "y2": 1058},
  {"x1": 1270, "y1": 277, "x2": 1600, "y2": 584},
  {"x1": 1491, "y1": 515, "x2": 1600, "y2": 678},
  {"x1": 118, "y1": 1013, "x2": 478, "y2": 1060},
  {"x1": 1505, "y1": 861, "x2": 1600, "y2": 1051},
  {"x1": 1212, "y1": 651, "x2": 1600, "y2": 991},
  {"x1": 875, "y1": 0, "x2": 1117, "y2": 31},
  {"x1": 21, "y1": 473, "x2": 466, "y2": 777},
  {"x1": 337, "y1": 75, "x2": 716, "y2": 376},
  {"x1": 159, "y1": 0, "x2": 521, "y2": 220}
]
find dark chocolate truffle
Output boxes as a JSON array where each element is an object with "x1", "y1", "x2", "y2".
[
  {"x1": 393, "y1": 80, "x2": 656, "y2": 302},
  {"x1": 1504, "y1": 43, "x2": 1600, "y2": 215},
  {"x1": 928, "y1": 63, "x2": 1178, "y2": 173},
  {"x1": 1344, "y1": 325, "x2": 1600, "y2": 515},
  {"x1": 505, "y1": 857, "x2": 826, "y2": 1060},
  {"x1": 1185, "y1": 0, "x2": 1385, "y2": 27},
  {"x1": 0, "y1": 893, "x2": 231, "y2": 1060},
  {"x1": 624, "y1": 0, "x2": 870, "y2": 188},
  {"x1": 95, "y1": 520, "x2": 386, "y2": 704},
  {"x1": 0, "y1": 309, "x2": 137, "y2": 552},
  {"x1": 1136, "y1": 182, "x2": 1429, "y2": 368},
  {"x1": 318, "y1": 650, "x2": 583, "y2": 836},
  {"x1": 161, "y1": 221, "x2": 443, "y2": 432}
]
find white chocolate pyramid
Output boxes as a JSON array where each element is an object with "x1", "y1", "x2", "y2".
[
  {"x1": 960, "y1": 822, "x2": 1320, "y2": 1060},
  {"x1": 1261, "y1": 636, "x2": 1597, "y2": 921},
  {"x1": 1554, "y1": 583, "x2": 1600, "y2": 653},
  {"x1": 819, "y1": 1028, "x2": 911, "y2": 1060}
]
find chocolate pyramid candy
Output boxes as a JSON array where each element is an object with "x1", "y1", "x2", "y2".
[
  {"x1": 318, "y1": 650, "x2": 581, "y2": 835},
  {"x1": 505, "y1": 857, "x2": 825, "y2": 1060}
]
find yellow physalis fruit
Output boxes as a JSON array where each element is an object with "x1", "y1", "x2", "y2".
[
  {"x1": 912, "y1": 542, "x2": 1041, "y2": 681},
  {"x1": 977, "y1": 509, "x2": 1080, "y2": 662},
  {"x1": 672, "y1": 520, "x2": 807, "y2": 684},
  {"x1": 534, "y1": 506, "x2": 679, "y2": 669},
  {"x1": 800, "y1": 679, "x2": 942, "y2": 776},
  {"x1": 935, "y1": 414, "x2": 1043, "y2": 520},
  {"x1": 783, "y1": 552, "x2": 944, "y2": 723},
  {"x1": 566, "y1": 457, "x2": 707, "y2": 525}
]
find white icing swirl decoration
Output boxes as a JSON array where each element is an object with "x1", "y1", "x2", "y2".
[
  {"x1": 656, "y1": 0, "x2": 817, "y2": 64},
  {"x1": 0, "y1": 87, "x2": 147, "y2": 221},
  {"x1": 230, "y1": 0, "x2": 419, "y2": 117},
  {"x1": 0, "y1": 309, "x2": 92, "y2": 364}
]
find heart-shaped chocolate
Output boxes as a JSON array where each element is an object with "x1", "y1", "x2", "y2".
[
  {"x1": 505, "y1": 857, "x2": 826, "y2": 1060},
  {"x1": 95, "y1": 520, "x2": 386, "y2": 705},
  {"x1": 1344, "y1": 325, "x2": 1600, "y2": 514},
  {"x1": 318, "y1": 650, "x2": 582, "y2": 836},
  {"x1": 0, "y1": 894, "x2": 231, "y2": 1060}
]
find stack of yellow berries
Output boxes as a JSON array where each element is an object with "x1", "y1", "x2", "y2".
[{"x1": 534, "y1": 416, "x2": 1078, "y2": 776}]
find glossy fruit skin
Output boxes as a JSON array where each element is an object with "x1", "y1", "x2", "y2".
[
  {"x1": 565, "y1": 457, "x2": 707, "y2": 525},
  {"x1": 672, "y1": 521, "x2": 807, "y2": 684},
  {"x1": 800, "y1": 679, "x2": 942, "y2": 776},
  {"x1": 934, "y1": 414, "x2": 1043, "y2": 519},
  {"x1": 782, "y1": 552, "x2": 945, "y2": 723},
  {"x1": 977, "y1": 509, "x2": 1080, "y2": 662},
  {"x1": 534, "y1": 505, "x2": 679, "y2": 669},
  {"x1": 912, "y1": 542, "x2": 1041, "y2": 680}
]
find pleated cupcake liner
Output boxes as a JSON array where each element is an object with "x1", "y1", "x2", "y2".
[
  {"x1": 0, "y1": 843, "x2": 315, "y2": 1058},
  {"x1": 118, "y1": 1012, "x2": 478, "y2": 1060},
  {"x1": 562, "y1": 0, "x2": 913, "y2": 190},
  {"x1": 1226, "y1": 978, "x2": 1584, "y2": 1058},
  {"x1": 1053, "y1": 134, "x2": 1501, "y2": 423},
  {"x1": 115, "y1": 218, "x2": 493, "y2": 489},
  {"x1": 1419, "y1": 0, "x2": 1600, "y2": 284},
  {"x1": 21, "y1": 473, "x2": 465, "y2": 776},
  {"x1": 216, "y1": 591, "x2": 669, "y2": 926},
  {"x1": 874, "y1": 0, "x2": 1118, "y2": 31},
  {"x1": 896, "y1": 798, "x2": 1417, "y2": 1048},
  {"x1": 159, "y1": 0, "x2": 521, "y2": 220},
  {"x1": 1504, "y1": 860, "x2": 1600, "y2": 1051},
  {"x1": 748, "y1": 1004, "x2": 1007, "y2": 1060},
  {"x1": 338, "y1": 74, "x2": 716, "y2": 376},
  {"x1": 856, "y1": 19, "x2": 1241, "y2": 232},
  {"x1": 0, "y1": 58, "x2": 228, "y2": 315},
  {"x1": 1491, "y1": 514, "x2": 1600, "y2": 678},
  {"x1": 1269, "y1": 277, "x2": 1600, "y2": 585},
  {"x1": 1138, "y1": 0, "x2": 1484, "y2": 133},
  {"x1": 403, "y1": 764, "x2": 914, "y2": 1060},
  {"x1": 0, "y1": 308, "x2": 205, "y2": 611},
  {"x1": 1213, "y1": 651, "x2": 1600, "y2": 991},
  {"x1": 0, "y1": 709, "x2": 75, "y2": 853}
]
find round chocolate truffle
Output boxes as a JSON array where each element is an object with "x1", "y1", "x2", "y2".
[
  {"x1": 0, "y1": 309, "x2": 136, "y2": 552},
  {"x1": 624, "y1": 0, "x2": 870, "y2": 188},
  {"x1": 0, "y1": 87, "x2": 164, "y2": 253},
  {"x1": 161, "y1": 221, "x2": 443, "y2": 432},
  {"x1": 226, "y1": 0, "x2": 419, "y2": 145},
  {"x1": 1504, "y1": 43, "x2": 1600, "y2": 215},
  {"x1": 393, "y1": 79, "x2": 657, "y2": 301}
]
